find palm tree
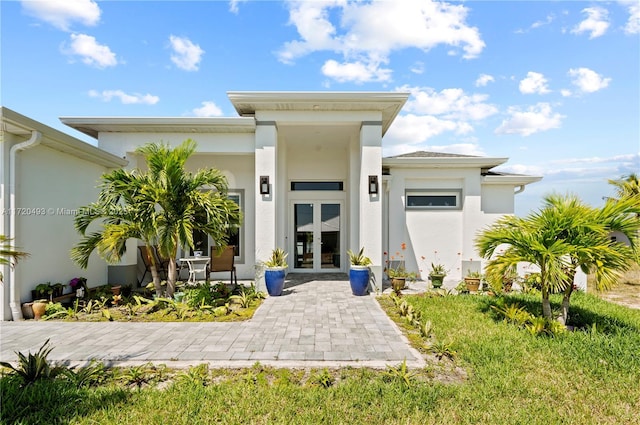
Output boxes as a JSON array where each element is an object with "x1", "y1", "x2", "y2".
[
  {"x1": 72, "y1": 139, "x2": 242, "y2": 297},
  {"x1": 476, "y1": 194, "x2": 638, "y2": 323},
  {"x1": 0, "y1": 235, "x2": 29, "y2": 282},
  {"x1": 609, "y1": 173, "x2": 640, "y2": 200},
  {"x1": 135, "y1": 140, "x2": 241, "y2": 296}
]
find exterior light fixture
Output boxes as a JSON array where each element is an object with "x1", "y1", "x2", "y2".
[
  {"x1": 260, "y1": 176, "x2": 270, "y2": 195},
  {"x1": 368, "y1": 175, "x2": 379, "y2": 194}
]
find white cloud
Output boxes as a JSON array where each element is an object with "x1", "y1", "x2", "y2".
[
  {"x1": 410, "y1": 62, "x2": 425, "y2": 75},
  {"x1": 63, "y1": 33, "x2": 118, "y2": 68},
  {"x1": 571, "y1": 6, "x2": 610, "y2": 39},
  {"x1": 169, "y1": 35, "x2": 204, "y2": 71},
  {"x1": 21, "y1": 0, "x2": 100, "y2": 31},
  {"x1": 568, "y1": 67, "x2": 611, "y2": 93},
  {"x1": 495, "y1": 163, "x2": 545, "y2": 176},
  {"x1": 475, "y1": 74, "x2": 495, "y2": 87},
  {"x1": 550, "y1": 153, "x2": 639, "y2": 165},
  {"x1": 229, "y1": 0, "x2": 248, "y2": 14},
  {"x1": 531, "y1": 14, "x2": 555, "y2": 30},
  {"x1": 321, "y1": 59, "x2": 392, "y2": 84},
  {"x1": 278, "y1": 0, "x2": 485, "y2": 83},
  {"x1": 88, "y1": 89, "x2": 159, "y2": 105},
  {"x1": 400, "y1": 85, "x2": 498, "y2": 121},
  {"x1": 519, "y1": 71, "x2": 551, "y2": 95},
  {"x1": 386, "y1": 113, "x2": 470, "y2": 146},
  {"x1": 515, "y1": 13, "x2": 556, "y2": 34},
  {"x1": 495, "y1": 103, "x2": 564, "y2": 136},
  {"x1": 620, "y1": 0, "x2": 640, "y2": 34},
  {"x1": 191, "y1": 101, "x2": 223, "y2": 117},
  {"x1": 560, "y1": 89, "x2": 572, "y2": 97}
]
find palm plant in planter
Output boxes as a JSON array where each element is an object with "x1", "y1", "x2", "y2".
[
  {"x1": 428, "y1": 263, "x2": 447, "y2": 289},
  {"x1": 464, "y1": 270, "x2": 482, "y2": 293},
  {"x1": 264, "y1": 248, "x2": 288, "y2": 296},
  {"x1": 347, "y1": 247, "x2": 372, "y2": 296}
]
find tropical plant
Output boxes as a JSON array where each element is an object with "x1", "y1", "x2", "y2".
[
  {"x1": 62, "y1": 360, "x2": 107, "y2": 388},
  {"x1": 72, "y1": 139, "x2": 242, "y2": 297},
  {"x1": 34, "y1": 283, "x2": 53, "y2": 299},
  {"x1": 0, "y1": 235, "x2": 29, "y2": 282},
  {"x1": 608, "y1": 173, "x2": 640, "y2": 202},
  {"x1": 264, "y1": 248, "x2": 288, "y2": 268},
  {"x1": 429, "y1": 263, "x2": 447, "y2": 276},
  {"x1": 347, "y1": 247, "x2": 372, "y2": 266},
  {"x1": 384, "y1": 243, "x2": 417, "y2": 281},
  {"x1": 465, "y1": 270, "x2": 482, "y2": 279},
  {"x1": 476, "y1": 194, "x2": 639, "y2": 323},
  {"x1": 0, "y1": 339, "x2": 63, "y2": 386},
  {"x1": 430, "y1": 341, "x2": 457, "y2": 360},
  {"x1": 308, "y1": 368, "x2": 335, "y2": 388},
  {"x1": 383, "y1": 359, "x2": 415, "y2": 388}
]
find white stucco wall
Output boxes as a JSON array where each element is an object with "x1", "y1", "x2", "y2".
[
  {"x1": 386, "y1": 166, "x2": 518, "y2": 284},
  {"x1": 98, "y1": 132, "x2": 256, "y2": 158},
  {"x1": 482, "y1": 185, "x2": 514, "y2": 214},
  {"x1": 14, "y1": 145, "x2": 109, "y2": 305},
  {"x1": 187, "y1": 153, "x2": 256, "y2": 278}
]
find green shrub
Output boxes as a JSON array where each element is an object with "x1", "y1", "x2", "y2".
[{"x1": 0, "y1": 339, "x2": 65, "y2": 386}]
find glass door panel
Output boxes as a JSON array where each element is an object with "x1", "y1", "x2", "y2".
[
  {"x1": 293, "y1": 202, "x2": 341, "y2": 271},
  {"x1": 320, "y1": 204, "x2": 340, "y2": 269},
  {"x1": 294, "y1": 203, "x2": 314, "y2": 269}
]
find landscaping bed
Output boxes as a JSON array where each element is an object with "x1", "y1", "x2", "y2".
[
  {"x1": 34, "y1": 282, "x2": 264, "y2": 322},
  {"x1": 3, "y1": 290, "x2": 639, "y2": 424}
]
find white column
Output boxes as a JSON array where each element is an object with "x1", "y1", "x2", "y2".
[
  {"x1": 254, "y1": 121, "x2": 277, "y2": 292},
  {"x1": 359, "y1": 121, "x2": 383, "y2": 291}
]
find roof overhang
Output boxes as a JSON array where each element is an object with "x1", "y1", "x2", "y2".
[
  {"x1": 1, "y1": 107, "x2": 127, "y2": 168},
  {"x1": 482, "y1": 174, "x2": 543, "y2": 185},
  {"x1": 383, "y1": 156, "x2": 509, "y2": 169},
  {"x1": 60, "y1": 116, "x2": 256, "y2": 139},
  {"x1": 227, "y1": 91, "x2": 409, "y2": 135}
]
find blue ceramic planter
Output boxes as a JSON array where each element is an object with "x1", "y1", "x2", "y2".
[
  {"x1": 349, "y1": 266, "x2": 370, "y2": 296},
  {"x1": 265, "y1": 268, "x2": 286, "y2": 296}
]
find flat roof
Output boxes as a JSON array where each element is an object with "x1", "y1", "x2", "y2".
[
  {"x1": 227, "y1": 91, "x2": 409, "y2": 135},
  {"x1": 2, "y1": 107, "x2": 128, "y2": 168}
]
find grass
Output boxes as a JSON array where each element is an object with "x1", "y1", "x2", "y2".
[{"x1": 2, "y1": 292, "x2": 639, "y2": 424}]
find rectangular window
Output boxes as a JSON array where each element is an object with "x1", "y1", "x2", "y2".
[
  {"x1": 406, "y1": 190, "x2": 461, "y2": 210},
  {"x1": 291, "y1": 181, "x2": 344, "y2": 191},
  {"x1": 193, "y1": 189, "x2": 244, "y2": 263}
]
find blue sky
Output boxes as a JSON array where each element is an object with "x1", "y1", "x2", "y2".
[{"x1": 2, "y1": 0, "x2": 638, "y2": 215}]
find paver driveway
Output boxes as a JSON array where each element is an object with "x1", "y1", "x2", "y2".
[{"x1": 0, "y1": 274, "x2": 424, "y2": 368}]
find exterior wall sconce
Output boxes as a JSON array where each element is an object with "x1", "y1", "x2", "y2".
[
  {"x1": 260, "y1": 176, "x2": 270, "y2": 195},
  {"x1": 368, "y1": 175, "x2": 379, "y2": 194}
]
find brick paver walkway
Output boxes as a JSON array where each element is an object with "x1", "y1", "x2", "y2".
[{"x1": 0, "y1": 274, "x2": 424, "y2": 369}]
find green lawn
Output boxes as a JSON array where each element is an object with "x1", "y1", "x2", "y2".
[{"x1": 2, "y1": 292, "x2": 639, "y2": 424}]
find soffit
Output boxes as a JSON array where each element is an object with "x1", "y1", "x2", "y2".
[
  {"x1": 382, "y1": 156, "x2": 509, "y2": 169},
  {"x1": 2, "y1": 107, "x2": 128, "y2": 168},
  {"x1": 60, "y1": 117, "x2": 257, "y2": 139},
  {"x1": 227, "y1": 91, "x2": 409, "y2": 135}
]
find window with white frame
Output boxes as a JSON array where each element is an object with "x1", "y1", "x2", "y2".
[
  {"x1": 405, "y1": 189, "x2": 462, "y2": 210},
  {"x1": 192, "y1": 189, "x2": 244, "y2": 263}
]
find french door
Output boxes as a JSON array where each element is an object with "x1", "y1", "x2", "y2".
[{"x1": 292, "y1": 202, "x2": 342, "y2": 272}]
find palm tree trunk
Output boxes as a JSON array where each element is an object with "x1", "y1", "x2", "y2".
[
  {"x1": 558, "y1": 269, "x2": 576, "y2": 325},
  {"x1": 541, "y1": 286, "x2": 552, "y2": 320},
  {"x1": 145, "y1": 245, "x2": 163, "y2": 297},
  {"x1": 166, "y1": 257, "x2": 177, "y2": 297},
  {"x1": 150, "y1": 267, "x2": 162, "y2": 298}
]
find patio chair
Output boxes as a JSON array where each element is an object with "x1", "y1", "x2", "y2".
[
  {"x1": 209, "y1": 245, "x2": 238, "y2": 286},
  {"x1": 138, "y1": 245, "x2": 168, "y2": 285},
  {"x1": 138, "y1": 246, "x2": 154, "y2": 285},
  {"x1": 153, "y1": 245, "x2": 170, "y2": 278}
]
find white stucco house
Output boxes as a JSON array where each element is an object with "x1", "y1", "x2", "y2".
[
  {"x1": 2, "y1": 91, "x2": 541, "y2": 320},
  {"x1": 1, "y1": 107, "x2": 127, "y2": 321}
]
